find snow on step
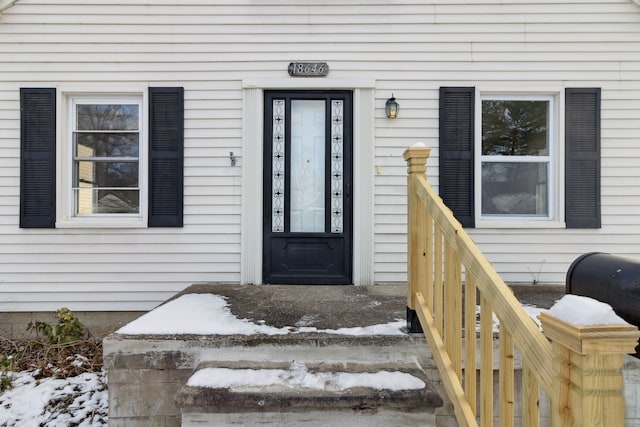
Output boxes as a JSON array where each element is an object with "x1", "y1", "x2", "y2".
[
  {"x1": 187, "y1": 360, "x2": 426, "y2": 392},
  {"x1": 177, "y1": 360, "x2": 442, "y2": 427}
]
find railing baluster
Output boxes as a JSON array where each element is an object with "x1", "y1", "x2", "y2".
[
  {"x1": 444, "y1": 242, "x2": 462, "y2": 381},
  {"x1": 522, "y1": 360, "x2": 540, "y2": 427},
  {"x1": 425, "y1": 212, "x2": 434, "y2": 315},
  {"x1": 480, "y1": 296, "x2": 494, "y2": 427},
  {"x1": 434, "y1": 228, "x2": 443, "y2": 336},
  {"x1": 499, "y1": 324, "x2": 515, "y2": 427},
  {"x1": 464, "y1": 276, "x2": 477, "y2": 416}
]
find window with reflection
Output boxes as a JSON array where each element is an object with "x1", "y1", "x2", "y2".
[
  {"x1": 480, "y1": 97, "x2": 552, "y2": 218},
  {"x1": 72, "y1": 100, "x2": 141, "y2": 215}
]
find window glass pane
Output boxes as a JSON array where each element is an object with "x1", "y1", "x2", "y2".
[
  {"x1": 75, "y1": 189, "x2": 139, "y2": 214},
  {"x1": 290, "y1": 100, "x2": 325, "y2": 232},
  {"x1": 482, "y1": 162, "x2": 548, "y2": 216},
  {"x1": 482, "y1": 100, "x2": 548, "y2": 156},
  {"x1": 73, "y1": 100, "x2": 141, "y2": 216},
  {"x1": 75, "y1": 133, "x2": 139, "y2": 157},
  {"x1": 77, "y1": 104, "x2": 139, "y2": 130},
  {"x1": 74, "y1": 161, "x2": 139, "y2": 188}
]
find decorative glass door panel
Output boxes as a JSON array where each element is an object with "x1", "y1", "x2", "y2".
[
  {"x1": 290, "y1": 100, "x2": 325, "y2": 232},
  {"x1": 263, "y1": 91, "x2": 352, "y2": 285}
]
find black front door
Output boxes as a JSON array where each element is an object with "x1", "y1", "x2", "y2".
[{"x1": 263, "y1": 91, "x2": 353, "y2": 284}]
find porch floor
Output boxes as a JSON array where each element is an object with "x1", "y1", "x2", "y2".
[{"x1": 168, "y1": 282, "x2": 565, "y2": 330}]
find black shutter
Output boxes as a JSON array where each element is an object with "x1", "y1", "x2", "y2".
[
  {"x1": 20, "y1": 88, "x2": 56, "y2": 228},
  {"x1": 565, "y1": 88, "x2": 601, "y2": 228},
  {"x1": 148, "y1": 87, "x2": 184, "y2": 227},
  {"x1": 439, "y1": 87, "x2": 475, "y2": 227}
]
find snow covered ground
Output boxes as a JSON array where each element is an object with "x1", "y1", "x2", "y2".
[{"x1": 0, "y1": 369, "x2": 107, "y2": 426}]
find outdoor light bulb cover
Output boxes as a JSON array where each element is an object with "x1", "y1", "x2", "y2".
[{"x1": 386, "y1": 95, "x2": 399, "y2": 119}]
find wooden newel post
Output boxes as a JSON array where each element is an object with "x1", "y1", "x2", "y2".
[
  {"x1": 403, "y1": 145, "x2": 431, "y2": 333},
  {"x1": 539, "y1": 312, "x2": 640, "y2": 427}
]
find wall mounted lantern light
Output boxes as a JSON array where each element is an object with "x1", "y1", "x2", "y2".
[{"x1": 385, "y1": 94, "x2": 399, "y2": 119}]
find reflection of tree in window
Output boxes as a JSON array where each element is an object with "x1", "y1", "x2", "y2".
[
  {"x1": 481, "y1": 99, "x2": 550, "y2": 217},
  {"x1": 482, "y1": 101, "x2": 548, "y2": 156},
  {"x1": 74, "y1": 103, "x2": 140, "y2": 215},
  {"x1": 481, "y1": 163, "x2": 548, "y2": 215},
  {"x1": 77, "y1": 104, "x2": 138, "y2": 131}
]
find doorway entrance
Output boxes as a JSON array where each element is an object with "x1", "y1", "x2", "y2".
[{"x1": 263, "y1": 91, "x2": 353, "y2": 284}]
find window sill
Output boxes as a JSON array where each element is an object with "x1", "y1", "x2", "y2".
[
  {"x1": 56, "y1": 218, "x2": 147, "y2": 229},
  {"x1": 475, "y1": 219, "x2": 565, "y2": 229}
]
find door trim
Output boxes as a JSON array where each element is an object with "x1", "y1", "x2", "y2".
[{"x1": 241, "y1": 82, "x2": 375, "y2": 285}]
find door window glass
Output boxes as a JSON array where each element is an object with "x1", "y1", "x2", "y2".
[{"x1": 290, "y1": 100, "x2": 326, "y2": 232}]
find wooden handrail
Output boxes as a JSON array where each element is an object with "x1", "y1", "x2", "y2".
[{"x1": 404, "y1": 146, "x2": 640, "y2": 427}]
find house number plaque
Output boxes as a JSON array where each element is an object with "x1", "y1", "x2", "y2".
[{"x1": 288, "y1": 62, "x2": 329, "y2": 77}]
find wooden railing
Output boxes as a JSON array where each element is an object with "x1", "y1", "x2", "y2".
[{"x1": 404, "y1": 146, "x2": 640, "y2": 427}]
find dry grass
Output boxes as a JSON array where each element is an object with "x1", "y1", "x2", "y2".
[
  {"x1": 1, "y1": 336, "x2": 102, "y2": 390},
  {"x1": 1, "y1": 308, "x2": 104, "y2": 390}
]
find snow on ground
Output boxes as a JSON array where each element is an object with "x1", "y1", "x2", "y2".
[
  {"x1": 116, "y1": 293, "x2": 406, "y2": 336},
  {"x1": 476, "y1": 303, "x2": 545, "y2": 332},
  {"x1": 188, "y1": 361, "x2": 426, "y2": 392},
  {"x1": 0, "y1": 370, "x2": 107, "y2": 427},
  {"x1": 523, "y1": 304, "x2": 546, "y2": 328}
]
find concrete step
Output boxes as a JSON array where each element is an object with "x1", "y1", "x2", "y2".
[
  {"x1": 177, "y1": 360, "x2": 442, "y2": 427},
  {"x1": 104, "y1": 284, "x2": 448, "y2": 426}
]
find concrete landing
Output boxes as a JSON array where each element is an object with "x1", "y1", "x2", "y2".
[
  {"x1": 123, "y1": 283, "x2": 565, "y2": 337},
  {"x1": 170, "y1": 283, "x2": 411, "y2": 331}
]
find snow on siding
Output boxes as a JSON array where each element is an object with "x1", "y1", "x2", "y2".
[{"x1": 0, "y1": 0, "x2": 639, "y2": 310}]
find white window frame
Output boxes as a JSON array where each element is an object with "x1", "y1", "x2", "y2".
[
  {"x1": 474, "y1": 92, "x2": 564, "y2": 229},
  {"x1": 57, "y1": 91, "x2": 148, "y2": 228}
]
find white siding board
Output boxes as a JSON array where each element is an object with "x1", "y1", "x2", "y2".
[
  {"x1": 0, "y1": 243, "x2": 241, "y2": 254},
  {"x1": 0, "y1": 43, "x2": 477, "y2": 55},
  {"x1": 1, "y1": 261, "x2": 239, "y2": 274},
  {"x1": 11, "y1": 0, "x2": 629, "y2": 4},
  {"x1": 1, "y1": 0, "x2": 640, "y2": 310}
]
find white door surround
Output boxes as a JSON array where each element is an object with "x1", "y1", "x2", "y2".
[{"x1": 241, "y1": 79, "x2": 375, "y2": 285}]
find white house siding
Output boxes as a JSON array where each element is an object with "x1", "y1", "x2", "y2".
[{"x1": 0, "y1": 0, "x2": 639, "y2": 311}]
